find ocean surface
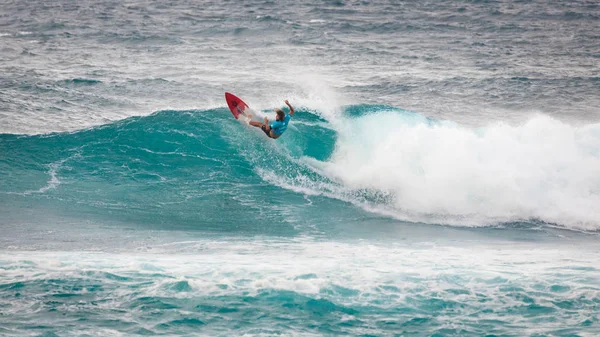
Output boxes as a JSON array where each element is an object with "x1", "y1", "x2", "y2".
[{"x1": 1, "y1": 1, "x2": 600, "y2": 336}]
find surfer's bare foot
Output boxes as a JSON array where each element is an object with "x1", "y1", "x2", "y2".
[{"x1": 246, "y1": 114, "x2": 252, "y2": 119}]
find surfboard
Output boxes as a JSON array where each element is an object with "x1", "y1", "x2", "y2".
[{"x1": 225, "y1": 92, "x2": 249, "y2": 119}]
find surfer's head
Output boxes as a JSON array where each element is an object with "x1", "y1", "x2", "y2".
[{"x1": 275, "y1": 108, "x2": 285, "y2": 121}]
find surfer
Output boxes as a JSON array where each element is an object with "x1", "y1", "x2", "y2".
[{"x1": 247, "y1": 100, "x2": 295, "y2": 139}]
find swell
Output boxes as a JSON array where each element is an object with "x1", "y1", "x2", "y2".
[
  {"x1": 1, "y1": 106, "x2": 599, "y2": 232},
  {"x1": 0, "y1": 108, "x2": 342, "y2": 235}
]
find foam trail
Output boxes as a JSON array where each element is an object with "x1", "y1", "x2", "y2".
[
  {"x1": 37, "y1": 161, "x2": 62, "y2": 193},
  {"x1": 314, "y1": 110, "x2": 600, "y2": 230}
]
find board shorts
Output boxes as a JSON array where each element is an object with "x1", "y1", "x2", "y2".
[{"x1": 261, "y1": 125, "x2": 272, "y2": 138}]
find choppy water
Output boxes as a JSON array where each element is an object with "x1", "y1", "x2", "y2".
[{"x1": 1, "y1": 1, "x2": 600, "y2": 336}]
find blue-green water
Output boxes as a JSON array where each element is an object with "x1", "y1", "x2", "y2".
[
  {"x1": 2, "y1": 0, "x2": 600, "y2": 336},
  {"x1": 2, "y1": 107, "x2": 599, "y2": 336}
]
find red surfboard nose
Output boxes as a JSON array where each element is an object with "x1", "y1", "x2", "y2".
[{"x1": 225, "y1": 92, "x2": 250, "y2": 119}]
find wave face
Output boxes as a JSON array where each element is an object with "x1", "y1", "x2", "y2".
[{"x1": 2, "y1": 106, "x2": 599, "y2": 232}]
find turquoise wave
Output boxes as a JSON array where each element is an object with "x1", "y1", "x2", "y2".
[
  {"x1": 0, "y1": 108, "x2": 356, "y2": 235},
  {"x1": 2, "y1": 105, "x2": 599, "y2": 232}
]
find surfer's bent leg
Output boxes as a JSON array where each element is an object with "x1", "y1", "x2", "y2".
[
  {"x1": 248, "y1": 121, "x2": 271, "y2": 138},
  {"x1": 247, "y1": 116, "x2": 273, "y2": 138}
]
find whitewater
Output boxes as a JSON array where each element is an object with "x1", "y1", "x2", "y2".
[{"x1": 1, "y1": 1, "x2": 600, "y2": 336}]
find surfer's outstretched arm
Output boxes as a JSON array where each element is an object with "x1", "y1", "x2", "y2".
[{"x1": 285, "y1": 100, "x2": 294, "y2": 116}]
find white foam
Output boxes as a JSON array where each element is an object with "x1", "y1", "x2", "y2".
[
  {"x1": 320, "y1": 112, "x2": 600, "y2": 229},
  {"x1": 1, "y1": 239, "x2": 598, "y2": 306},
  {"x1": 7, "y1": 158, "x2": 69, "y2": 196},
  {"x1": 37, "y1": 161, "x2": 62, "y2": 193},
  {"x1": 1, "y1": 241, "x2": 598, "y2": 337}
]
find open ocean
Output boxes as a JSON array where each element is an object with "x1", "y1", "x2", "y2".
[{"x1": 1, "y1": 1, "x2": 600, "y2": 336}]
